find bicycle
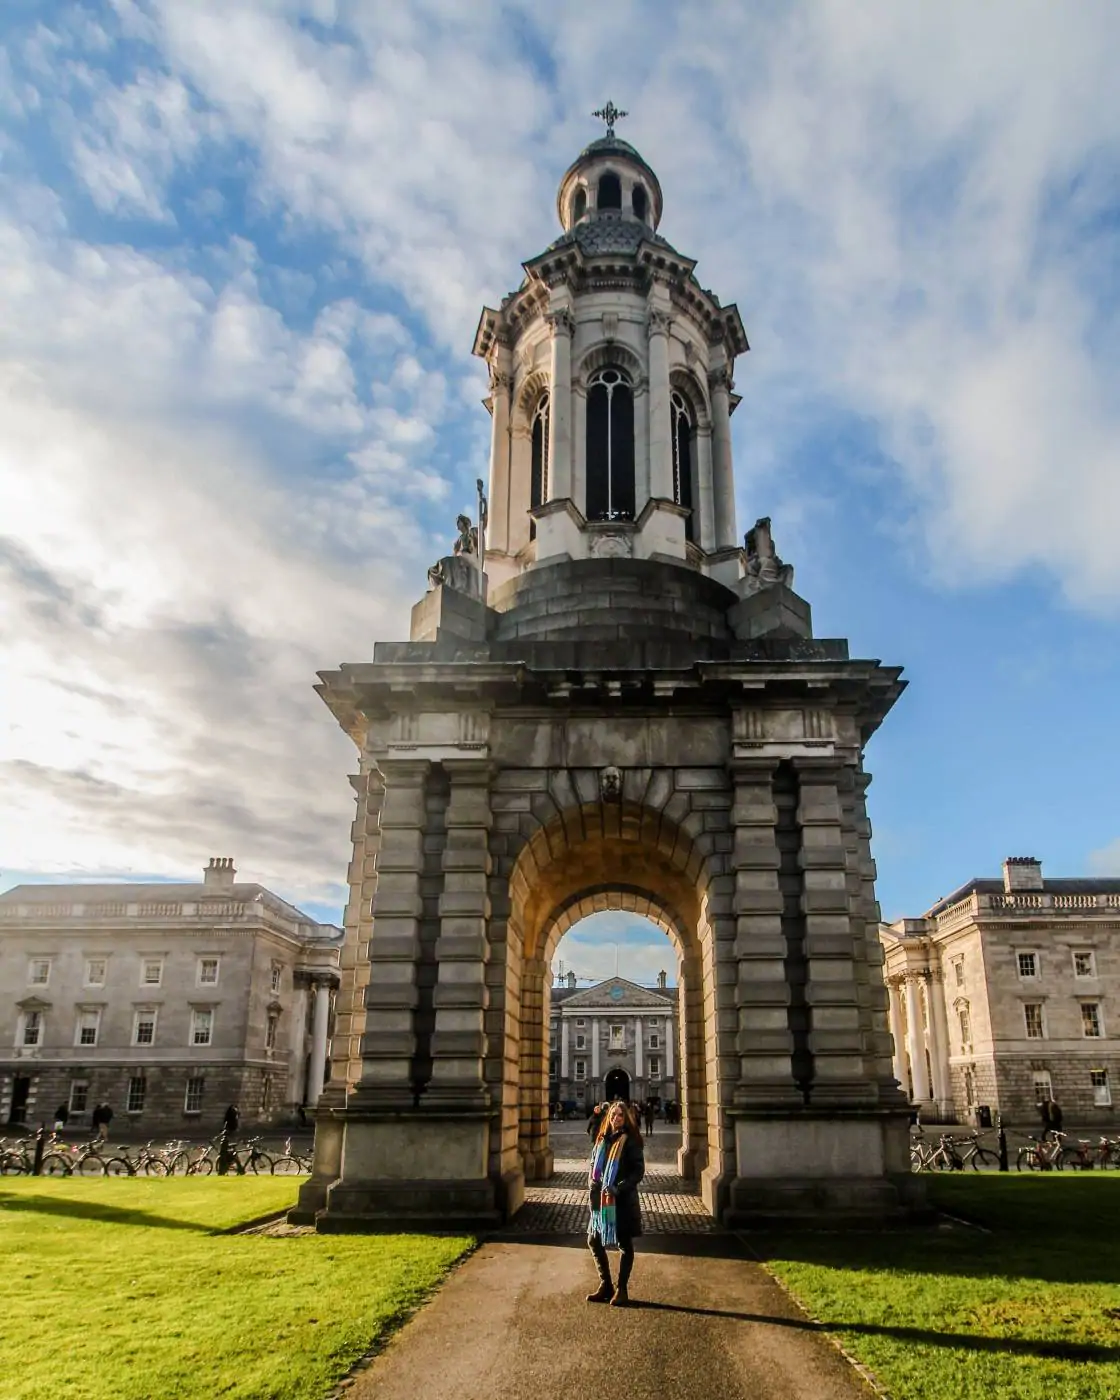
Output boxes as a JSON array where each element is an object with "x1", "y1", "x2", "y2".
[
  {"x1": 270, "y1": 1138, "x2": 312, "y2": 1175},
  {"x1": 1016, "y1": 1134, "x2": 1065, "y2": 1171},
  {"x1": 224, "y1": 1137, "x2": 274, "y2": 1175}
]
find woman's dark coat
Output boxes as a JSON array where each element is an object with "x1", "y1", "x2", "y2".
[{"x1": 591, "y1": 1130, "x2": 646, "y2": 1239}]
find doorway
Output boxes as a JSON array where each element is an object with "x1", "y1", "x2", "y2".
[
  {"x1": 8, "y1": 1075, "x2": 31, "y2": 1124},
  {"x1": 604, "y1": 1067, "x2": 631, "y2": 1102}
]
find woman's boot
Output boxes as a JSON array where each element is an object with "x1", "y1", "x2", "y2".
[
  {"x1": 586, "y1": 1239, "x2": 613, "y2": 1303},
  {"x1": 610, "y1": 1249, "x2": 633, "y2": 1306}
]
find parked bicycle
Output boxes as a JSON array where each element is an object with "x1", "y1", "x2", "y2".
[
  {"x1": 269, "y1": 1138, "x2": 312, "y2": 1175},
  {"x1": 1016, "y1": 1133, "x2": 1065, "y2": 1171}
]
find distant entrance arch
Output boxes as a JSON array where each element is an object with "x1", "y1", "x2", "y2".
[{"x1": 603, "y1": 1067, "x2": 631, "y2": 1102}]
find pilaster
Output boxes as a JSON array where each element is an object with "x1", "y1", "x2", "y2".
[
  {"x1": 709, "y1": 363, "x2": 736, "y2": 550},
  {"x1": 647, "y1": 303, "x2": 674, "y2": 500},
  {"x1": 546, "y1": 301, "x2": 574, "y2": 501}
]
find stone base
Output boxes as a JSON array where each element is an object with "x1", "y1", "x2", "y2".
[
  {"x1": 724, "y1": 1173, "x2": 928, "y2": 1228},
  {"x1": 317, "y1": 1177, "x2": 502, "y2": 1233},
  {"x1": 728, "y1": 582, "x2": 812, "y2": 640}
]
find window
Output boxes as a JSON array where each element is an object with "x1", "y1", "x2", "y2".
[
  {"x1": 261, "y1": 1074, "x2": 273, "y2": 1112},
  {"x1": 1017, "y1": 951, "x2": 1038, "y2": 979},
  {"x1": 529, "y1": 391, "x2": 550, "y2": 538},
  {"x1": 141, "y1": 958, "x2": 163, "y2": 987},
  {"x1": 127, "y1": 1077, "x2": 146, "y2": 1113},
  {"x1": 631, "y1": 183, "x2": 648, "y2": 221},
  {"x1": 670, "y1": 389, "x2": 695, "y2": 541},
  {"x1": 649, "y1": 1056, "x2": 661, "y2": 1078},
  {"x1": 197, "y1": 957, "x2": 220, "y2": 986},
  {"x1": 1032, "y1": 1070, "x2": 1053, "y2": 1103},
  {"x1": 270, "y1": 962, "x2": 283, "y2": 994},
  {"x1": 1081, "y1": 1002, "x2": 1103, "y2": 1038},
  {"x1": 85, "y1": 958, "x2": 107, "y2": 987},
  {"x1": 572, "y1": 187, "x2": 587, "y2": 221},
  {"x1": 184, "y1": 1077, "x2": 205, "y2": 1114},
  {"x1": 132, "y1": 1010, "x2": 158, "y2": 1046},
  {"x1": 649, "y1": 1032, "x2": 660, "y2": 1050},
  {"x1": 597, "y1": 171, "x2": 621, "y2": 209},
  {"x1": 576, "y1": 1019, "x2": 585, "y2": 1028},
  {"x1": 954, "y1": 960, "x2": 965, "y2": 987},
  {"x1": 21, "y1": 1010, "x2": 43, "y2": 1047},
  {"x1": 75, "y1": 1010, "x2": 101, "y2": 1047},
  {"x1": 574, "y1": 1060, "x2": 586, "y2": 1081},
  {"x1": 1091, "y1": 1069, "x2": 1111, "y2": 1107},
  {"x1": 963, "y1": 1067, "x2": 976, "y2": 1106},
  {"x1": 575, "y1": 1034, "x2": 586, "y2": 1051},
  {"x1": 609, "y1": 1024, "x2": 624, "y2": 1051},
  {"x1": 1024, "y1": 1003, "x2": 1045, "y2": 1039},
  {"x1": 1074, "y1": 951, "x2": 1097, "y2": 979},
  {"x1": 958, "y1": 1007, "x2": 972, "y2": 1046},
  {"x1": 586, "y1": 367, "x2": 635, "y2": 521},
  {"x1": 265, "y1": 1012, "x2": 279, "y2": 1052},
  {"x1": 190, "y1": 1008, "x2": 214, "y2": 1046},
  {"x1": 69, "y1": 1081, "x2": 89, "y2": 1115},
  {"x1": 28, "y1": 958, "x2": 51, "y2": 987}
]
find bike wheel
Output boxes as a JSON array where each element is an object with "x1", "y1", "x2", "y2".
[
  {"x1": 1016, "y1": 1148, "x2": 1035, "y2": 1171},
  {"x1": 103, "y1": 1157, "x2": 132, "y2": 1177},
  {"x1": 167, "y1": 1152, "x2": 190, "y2": 1175},
  {"x1": 77, "y1": 1154, "x2": 106, "y2": 1176},
  {"x1": 0, "y1": 1153, "x2": 27, "y2": 1175},
  {"x1": 190, "y1": 1157, "x2": 214, "y2": 1176},
  {"x1": 40, "y1": 1153, "x2": 71, "y2": 1176},
  {"x1": 143, "y1": 1158, "x2": 169, "y2": 1177},
  {"x1": 970, "y1": 1149, "x2": 1000, "y2": 1171},
  {"x1": 248, "y1": 1152, "x2": 273, "y2": 1175},
  {"x1": 271, "y1": 1156, "x2": 304, "y2": 1176}
]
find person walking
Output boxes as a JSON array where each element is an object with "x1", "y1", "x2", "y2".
[
  {"x1": 222, "y1": 1104, "x2": 241, "y2": 1136},
  {"x1": 53, "y1": 1103, "x2": 69, "y2": 1133},
  {"x1": 91, "y1": 1102, "x2": 113, "y2": 1142},
  {"x1": 1040, "y1": 1095, "x2": 1064, "y2": 1141},
  {"x1": 586, "y1": 1100, "x2": 645, "y2": 1308},
  {"x1": 643, "y1": 1100, "x2": 655, "y2": 1136}
]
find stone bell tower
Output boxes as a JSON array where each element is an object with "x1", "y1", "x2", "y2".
[{"x1": 296, "y1": 110, "x2": 916, "y2": 1232}]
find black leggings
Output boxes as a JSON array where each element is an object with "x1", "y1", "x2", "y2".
[{"x1": 589, "y1": 1231, "x2": 634, "y2": 1289}]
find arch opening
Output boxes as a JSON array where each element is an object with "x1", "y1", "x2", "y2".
[
  {"x1": 597, "y1": 170, "x2": 622, "y2": 209},
  {"x1": 586, "y1": 367, "x2": 635, "y2": 521}
]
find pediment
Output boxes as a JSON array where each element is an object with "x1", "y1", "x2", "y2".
[{"x1": 560, "y1": 977, "x2": 673, "y2": 1010}]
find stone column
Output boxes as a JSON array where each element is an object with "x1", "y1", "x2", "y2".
[
  {"x1": 560, "y1": 1016, "x2": 569, "y2": 1080},
  {"x1": 546, "y1": 306, "x2": 573, "y2": 501},
  {"x1": 794, "y1": 758, "x2": 870, "y2": 1104},
  {"x1": 730, "y1": 758, "x2": 800, "y2": 1103},
  {"x1": 429, "y1": 759, "x2": 492, "y2": 1106},
  {"x1": 925, "y1": 974, "x2": 951, "y2": 1109},
  {"x1": 647, "y1": 308, "x2": 674, "y2": 501},
  {"x1": 664, "y1": 1016, "x2": 674, "y2": 1079},
  {"x1": 307, "y1": 977, "x2": 334, "y2": 1103},
  {"x1": 634, "y1": 1016, "x2": 643, "y2": 1080},
  {"x1": 356, "y1": 758, "x2": 430, "y2": 1106},
  {"x1": 695, "y1": 426, "x2": 715, "y2": 548},
  {"x1": 487, "y1": 353, "x2": 512, "y2": 554},
  {"x1": 591, "y1": 1019, "x2": 600, "y2": 1081},
  {"x1": 709, "y1": 366, "x2": 737, "y2": 549},
  {"x1": 904, "y1": 976, "x2": 931, "y2": 1103},
  {"x1": 888, "y1": 980, "x2": 907, "y2": 1089}
]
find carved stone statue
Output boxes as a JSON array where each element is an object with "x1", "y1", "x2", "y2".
[
  {"x1": 427, "y1": 512, "x2": 482, "y2": 595},
  {"x1": 453, "y1": 513, "x2": 478, "y2": 557},
  {"x1": 742, "y1": 516, "x2": 795, "y2": 593}
]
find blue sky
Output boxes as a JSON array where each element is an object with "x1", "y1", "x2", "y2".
[{"x1": 2, "y1": 2, "x2": 1119, "y2": 988}]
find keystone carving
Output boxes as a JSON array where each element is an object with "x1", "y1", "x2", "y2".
[{"x1": 599, "y1": 766, "x2": 622, "y2": 802}]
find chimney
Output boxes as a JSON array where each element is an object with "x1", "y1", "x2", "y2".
[
  {"x1": 567, "y1": 971, "x2": 577, "y2": 989},
  {"x1": 657, "y1": 969, "x2": 667, "y2": 990},
  {"x1": 204, "y1": 857, "x2": 237, "y2": 890},
  {"x1": 1003, "y1": 856, "x2": 1043, "y2": 893}
]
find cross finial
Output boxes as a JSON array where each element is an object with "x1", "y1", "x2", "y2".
[{"x1": 592, "y1": 101, "x2": 627, "y2": 138}]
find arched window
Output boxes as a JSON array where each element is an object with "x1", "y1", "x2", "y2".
[
  {"x1": 529, "y1": 392, "x2": 550, "y2": 540},
  {"x1": 572, "y1": 188, "x2": 587, "y2": 222},
  {"x1": 670, "y1": 390, "x2": 694, "y2": 542},
  {"x1": 632, "y1": 184, "x2": 648, "y2": 222},
  {"x1": 586, "y1": 368, "x2": 635, "y2": 521},
  {"x1": 597, "y1": 171, "x2": 622, "y2": 210}
]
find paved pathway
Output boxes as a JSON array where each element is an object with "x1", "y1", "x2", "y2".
[{"x1": 343, "y1": 1233, "x2": 872, "y2": 1400}]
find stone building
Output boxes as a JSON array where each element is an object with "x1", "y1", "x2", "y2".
[
  {"x1": 0, "y1": 859, "x2": 341, "y2": 1134},
  {"x1": 881, "y1": 856, "x2": 1120, "y2": 1126},
  {"x1": 298, "y1": 113, "x2": 914, "y2": 1232},
  {"x1": 550, "y1": 974, "x2": 679, "y2": 1109}
]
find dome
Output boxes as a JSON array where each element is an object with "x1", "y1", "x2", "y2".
[
  {"x1": 545, "y1": 210, "x2": 678, "y2": 258},
  {"x1": 556, "y1": 134, "x2": 664, "y2": 234}
]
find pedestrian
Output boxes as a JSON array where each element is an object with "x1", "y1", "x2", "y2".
[
  {"x1": 1040, "y1": 1095, "x2": 1064, "y2": 1141},
  {"x1": 297, "y1": 1103, "x2": 308, "y2": 1129},
  {"x1": 586, "y1": 1100, "x2": 645, "y2": 1308},
  {"x1": 223, "y1": 1104, "x2": 240, "y2": 1136},
  {"x1": 643, "y1": 1100, "x2": 655, "y2": 1136},
  {"x1": 91, "y1": 1102, "x2": 112, "y2": 1142},
  {"x1": 53, "y1": 1103, "x2": 69, "y2": 1132}
]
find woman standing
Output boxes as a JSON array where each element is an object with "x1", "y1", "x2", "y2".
[{"x1": 586, "y1": 1100, "x2": 645, "y2": 1307}]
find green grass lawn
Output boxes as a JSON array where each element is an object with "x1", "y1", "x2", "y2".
[
  {"x1": 757, "y1": 1175, "x2": 1120, "y2": 1400},
  {"x1": 0, "y1": 1178, "x2": 472, "y2": 1400}
]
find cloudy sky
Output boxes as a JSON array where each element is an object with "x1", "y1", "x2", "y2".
[{"x1": 2, "y1": 2, "x2": 1119, "y2": 988}]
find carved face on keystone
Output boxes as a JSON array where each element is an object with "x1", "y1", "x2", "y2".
[{"x1": 600, "y1": 766, "x2": 622, "y2": 801}]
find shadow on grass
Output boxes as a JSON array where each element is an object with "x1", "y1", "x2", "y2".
[
  {"x1": 625, "y1": 1300, "x2": 1120, "y2": 1362},
  {"x1": 0, "y1": 1191, "x2": 215, "y2": 1233}
]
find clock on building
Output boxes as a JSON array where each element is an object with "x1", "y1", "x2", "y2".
[{"x1": 610, "y1": 985, "x2": 624, "y2": 1001}]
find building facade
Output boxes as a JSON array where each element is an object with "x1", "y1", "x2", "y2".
[
  {"x1": 881, "y1": 857, "x2": 1120, "y2": 1126},
  {"x1": 549, "y1": 975, "x2": 680, "y2": 1109},
  {"x1": 0, "y1": 859, "x2": 341, "y2": 1135}
]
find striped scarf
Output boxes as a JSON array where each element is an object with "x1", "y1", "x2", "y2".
[{"x1": 588, "y1": 1129, "x2": 627, "y2": 1247}]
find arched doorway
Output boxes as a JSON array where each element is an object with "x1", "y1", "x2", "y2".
[
  {"x1": 499, "y1": 799, "x2": 733, "y2": 1217},
  {"x1": 603, "y1": 1067, "x2": 630, "y2": 1102}
]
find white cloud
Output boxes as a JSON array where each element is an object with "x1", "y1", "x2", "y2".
[{"x1": 552, "y1": 912, "x2": 678, "y2": 989}]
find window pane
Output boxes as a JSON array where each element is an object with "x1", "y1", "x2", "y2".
[
  {"x1": 1081, "y1": 1003, "x2": 1102, "y2": 1037},
  {"x1": 1024, "y1": 1004, "x2": 1044, "y2": 1038},
  {"x1": 1074, "y1": 952, "x2": 1095, "y2": 978},
  {"x1": 1091, "y1": 1070, "x2": 1111, "y2": 1106},
  {"x1": 1032, "y1": 1071, "x2": 1052, "y2": 1102},
  {"x1": 1017, "y1": 953, "x2": 1037, "y2": 978},
  {"x1": 127, "y1": 1077, "x2": 146, "y2": 1113}
]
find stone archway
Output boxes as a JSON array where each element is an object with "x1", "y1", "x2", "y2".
[{"x1": 498, "y1": 798, "x2": 732, "y2": 1215}]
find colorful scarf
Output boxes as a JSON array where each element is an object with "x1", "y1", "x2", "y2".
[{"x1": 588, "y1": 1129, "x2": 627, "y2": 1246}]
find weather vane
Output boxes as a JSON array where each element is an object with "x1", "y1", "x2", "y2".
[{"x1": 592, "y1": 101, "x2": 627, "y2": 137}]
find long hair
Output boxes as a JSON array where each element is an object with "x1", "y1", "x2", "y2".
[{"x1": 595, "y1": 1101, "x2": 644, "y2": 1148}]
